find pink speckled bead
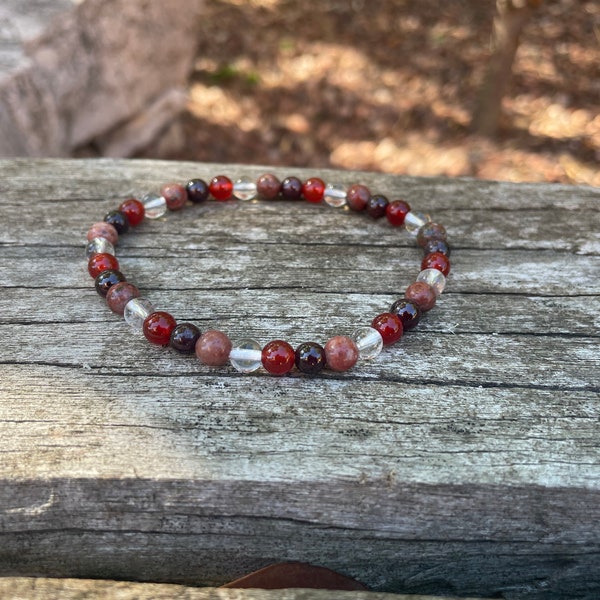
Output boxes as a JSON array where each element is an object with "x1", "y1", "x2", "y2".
[
  {"x1": 87, "y1": 222, "x2": 118, "y2": 245},
  {"x1": 106, "y1": 282, "x2": 140, "y2": 315},
  {"x1": 161, "y1": 183, "x2": 188, "y2": 211},
  {"x1": 324, "y1": 335, "x2": 359, "y2": 372},
  {"x1": 405, "y1": 281, "x2": 436, "y2": 312},
  {"x1": 196, "y1": 330, "x2": 232, "y2": 366}
]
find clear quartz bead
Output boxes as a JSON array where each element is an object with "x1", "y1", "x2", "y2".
[
  {"x1": 229, "y1": 338, "x2": 263, "y2": 373},
  {"x1": 404, "y1": 211, "x2": 431, "y2": 235},
  {"x1": 352, "y1": 326, "x2": 384, "y2": 360},
  {"x1": 233, "y1": 176, "x2": 257, "y2": 201},
  {"x1": 86, "y1": 237, "x2": 115, "y2": 258},
  {"x1": 323, "y1": 183, "x2": 347, "y2": 208},
  {"x1": 123, "y1": 297, "x2": 155, "y2": 331},
  {"x1": 142, "y1": 192, "x2": 167, "y2": 219},
  {"x1": 417, "y1": 268, "x2": 446, "y2": 296}
]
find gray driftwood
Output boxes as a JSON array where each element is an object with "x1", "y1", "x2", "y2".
[{"x1": 0, "y1": 159, "x2": 599, "y2": 600}]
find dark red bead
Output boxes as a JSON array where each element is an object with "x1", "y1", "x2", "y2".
[
  {"x1": 366, "y1": 194, "x2": 389, "y2": 219},
  {"x1": 186, "y1": 178, "x2": 209, "y2": 203},
  {"x1": 422, "y1": 252, "x2": 451, "y2": 276},
  {"x1": 262, "y1": 340, "x2": 296, "y2": 375},
  {"x1": 386, "y1": 200, "x2": 411, "y2": 226},
  {"x1": 346, "y1": 184, "x2": 371, "y2": 212},
  {"x1": 94, "y1": 269, "x2": 125, "y2": 297},
  {"x1": 209, "y1": 175, "x2": 233, "y2": 201},
  {"x1": 170, "y1": 322, "x2": 201, "y2": 354},
  {"x1": 143, "y1": 311, "x2": 177, "y2": 346},
  {"x1": 104, "y1": 210, "x2": 129, "y2": 234},
  {"x1": 390, "y1": 299, "x2": 421, "y2": 331},
  {"x1": 256, "y1": 173, "x2": 281, "y2": 199},
  {"x1": 295, "y1": 342, "x2": 326, "y2": 375},
  {"x1": 88, "y1": 253, "x2": 119, "y2": 278},
  {"x1": 161, "y1": 182, "x2": 188, "y2": 211},
  {"x1": 371, "y1": 312, "x2": 403, "y2": 345},
  {"x1": 280, "y1": 176, "x2": 303, "y2": 200},
  {"x1": 302, "y1": 177, "x2": 325, "y2": 203},
  {"x1": 423, "y1": 238, "x2": 451, "y2": 257},
  {"x1": 119, "y1": 198, "x2": 145, "y2": 227}
]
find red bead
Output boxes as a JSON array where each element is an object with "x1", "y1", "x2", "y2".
[
  {"x1": 161, "y1": 183, "x2": 188, "y2": 211},
  {"x1": 324, "y1": 336, "x2": 359, "y2": 372},
  {"x1": 87, "y1": 222, "x2": 119, "y2": 245},
  {"x1": 302, "y1": 177, "x2": 326, "y2": 203},
  {"x1": 405, "y1": 281, "x2": 436, "y2": 312},
  {"x1": 88, "y1": 253, "x2": 119, "y2": 278},
  {"x1": 386, "y1": 200, "x2": 411, "y2": 226},
  {"x1": 371, "y1": 312, "x2": 403, "y2": 345},
  {"x1": 261, "y1": 340, "x2": 295, "y2": 375},
  {"x1": 119, "y1": 198, "x2": 145, "y2": 226},
  {"x1": 106, "y1": 282, "x2": 140, "y2": 315},
  {"x1": 346, "y1": 184, "x2": 371, "y2": 212},
  {"x1": 196, "y1": 330, "x2": 232, "y2": 366},
  {"x1": 209, "y1": 175, "x2": 233, "y2": 201},
  {"x1": 256, "y1": 173, "x2": 281, "y2": 199},
  {"x1": 143, "y1": 311, "x2": 177, "y2": 346},
  {"x1": 422, "y1": 252, "x2": 451, "y2": 276}
]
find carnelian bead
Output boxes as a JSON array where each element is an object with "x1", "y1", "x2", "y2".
[
  {"x1": 302, "y1": 177, "x2": 326, "y2": 203},
  {"x1": 209, "y1": 175, "x2": 233, "y2": 201},
  {"x1": 422, "y1": 252, "x2": 451, "y2": 276},
  {"x1": 119, "y1": 198, "x2": 145, "y2": 226},
  {"x1": 386, "y1": 200, "x2": 411, "y2": 226},
  {"x1": 88, "y1": 253, "x2": 119, "y2": 278},
  {"x1": 371, "y1": 312, "x2": 403, "y2": 345},
  {"x1": 143, "y1": 311, "x2": 177, "y2": 346},
  {"x1": 262, "y1": 340, "x2": 296, "y2": 375}
]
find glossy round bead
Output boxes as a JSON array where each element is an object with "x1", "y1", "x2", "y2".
[
  {"x1": 417, "y1": 268, "x2": 446, "y2": 296},
  {"x1": 119, "y1": 198, "x2": 145, "y2": 226},
  {"x1": 366, "y1": 194, "x2": 389, "y2": 219},
  {"x1": 280, "y1": 176, "x2": 303, "y2": 200},
  {"x1": 94, "y1": 269, "x2": 125, "y2": 297},
  {"x1": 294, "y1": 342, "x2": 326, "y2": 375},
  {"x1": 143, "y1": 311, "x2": 177, "y2": 346},
  {"x1": 371, "y1": 312, "x2": 403, "y2": 345},
  {"x1": 405, "y1": 281, "x2": 437, "y2": 312},
  {"x1": 196, "y1": 330, "x2": 232, "y2": 366},
  {"x1": 209, "y1": 175, "x2": 233, "y2": 201},
  {"x1": 302, "y1": 177, "x2": 326, "y2": 203},
  {"x1": 423, "y1": 238, "x2": 451, "y2": 257},
  {"x1": 324, "y1": 335, "x2": 359, "y2": 372},
  {"x1": 230, "y1": 339, "x2": 263, "y2": 373},
  {"x1": 186, "y1": 178, "x2": 209, "y2": 203},
  {"x1": 233, "y1": 176, "x2": 258, "y2": 201},
  {"x1": 256, "y1": 173, "x2": 281, "y2": 199},
  {"x1": 351, "y1": 327, "x2": 383, "y2": 360},
  {"x1": 124, "y1": 297, "x2": 155, "y2": 331},
  {"x1": 86, "y1": 237, "x2": 115, "y2": 258},
  {"x1": 323, "y1": 183, "x2": 347, "y2": 208},
  {"x1": 390, "y1": 298, "x2": 421, "y2": 331},
  {"x1": 170, "y1": 322, "x2": 201, "y2": 354},
  {"x1": 104, "y1": 210, "x2": 129, "y2": 235},
  {"x1": 386, "y1": 200, "x2": 411, "y2": 227},
  {"x1": 88, "y1": 252, "x2": 119, "y2": 278},
  {"x1": 417, "y1": 222, "x2": 447, "y2": 248},
  {"x1": 142, "y1": 192, "x2": 167, "y2": 219},
  {"x1": 404, "y1": 211, "x2": 431, "y2": 235},
  {"x1": 161, "y1": 183, "x2": 188, "y2": 211},
  {"x1": 261, "y1": 340, "x2": 295, "y2": 375},
  {"x1": 106, "y1": 282, "x2": 140, "y2": 315},
  {"x1": 422, "y1": 252, "x2": 451, "y2": 276},
  {"x1": 87, "y1": 222, "x2": 118, "y2": 245},
  {"x1": 346, "y1": 184, "x2": 370, "y2": 212}
]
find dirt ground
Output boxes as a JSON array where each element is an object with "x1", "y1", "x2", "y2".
[{"x1": 153, "y1": 0, "x2": 600, "y2": 187}]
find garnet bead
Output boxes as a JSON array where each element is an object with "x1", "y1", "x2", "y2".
[
  {"x1": 295, "y1": 342, "x2": 326, "y2": 375},
  {"x1": 261, "y1": 340, "x2": 296, "y2": 375},
  {"x1": 196, "y1": 330, "x2": 232, "y2": 366},
  {"x1": 390, "y1": 298, "x2": 421, "y2": 331},
  {"x1": 346, "y1": 184, "x2": 371, "y2": 212},
  {"x1": 280, "y1": 176, "x2": 303, "y2": 200},
  {"x1": 119, "y1": 198, "x2": 145, "y2": 226},
  {"x1": 143, "y1": 311, "x2": 177, "y2": 346},
  {"x1": 88, "y1": 252, "x2": 119, "y2": 278},
  {"x1": 256, "y1": 173, "x2": 281, "y2": 199},
  {"x1": 186, "y1": 178, "x2": 209, "y2": 203},
  {"x1": 423, "y1": 238, "x2": 451, "y2": 257},
  {"x1": 366, "y1": 194, "x2": 389, "y2": 219},
  {"x1": 405, "y1": 281, "x2": 436, "y2": 312},
  {"x1": 170, "y1": 322, "x2": 201, "y2": 354},
  {"x1": 422, "y1": 252, "x2": 451, "y2": 276},
  {"x1": 95, "y1": 269, "x2": 126, "y2": 297},
  {"x1": 104, "y1": 210, "x2": 129, "y2": 235},
  {"x1": 209, "y1": 175, "x2": 233, "y2": 201},
  {"x1": 386, "y1": 200, "x2": 411, "y2": 226},
  {"x1": 106, "y1": 282, "x2": 140, "y2": 315},
  {"x1": 161, "y1": 183, "x2": 188, "y2": 211},
  {"x1": 371, "y1": 312, "x2": 403, "y2": 345},
  {"x1": 324, "y1": 336, "x2": 359, "y2": 372}
]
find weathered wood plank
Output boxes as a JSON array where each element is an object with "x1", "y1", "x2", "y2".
[{"x1": 0, "y1": 159, "x2": 599, "y2": 600}]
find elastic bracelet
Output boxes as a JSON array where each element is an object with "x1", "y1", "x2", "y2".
[{"x1": 85, "y1": 173, "x2": 450, "y2": 376}]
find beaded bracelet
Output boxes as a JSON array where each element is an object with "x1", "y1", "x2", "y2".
[{"x1": 85, "y1": 173, "x2": 450, "y2": 376}]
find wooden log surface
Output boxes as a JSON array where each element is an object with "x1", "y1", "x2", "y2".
[{"x1": 0, "y1": 159, "x2": 599, "y2": 600}]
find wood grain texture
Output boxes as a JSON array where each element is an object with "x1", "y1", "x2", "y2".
[{"x1": 0, "y1": 159, "x2": 599, "y2": 600}]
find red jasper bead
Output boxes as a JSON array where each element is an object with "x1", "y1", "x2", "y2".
[
  {"x1": 88, "y1": 253, "x2": 119, "y2": 278},
  {"x1": 371, "y1": 312, "x2": 404, "y2": 345},
  {"x1": 262, "y1": 340, "x2": 296, "y2": 375},
  {"x1": 302, "y1": 177, "x2": 326, "y2": 203},
  {"x1": 346, "y1": 184, "x2": 371, "y2": 212},
  {"x1": 386, "y1": 200, "x2": 411, "y2": 226},
  {"x1": 256, "y1": 173, "x2": 281, "y2": 199},
  {"x1": 143, "y1": 311, "x2": 177, "y2": 346},
  {"x1": 161, "y1": 183, "x2": 188, "y2": 211},
  {"x1": 209, "y1": 175, "x2": 233, "y2": 201},
  {"x1": 119, "y1": 198, "x2": 145, "y2": 226},
  {"x1": 422, "y1": 252, "x2": 451, "y2": 276}
]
